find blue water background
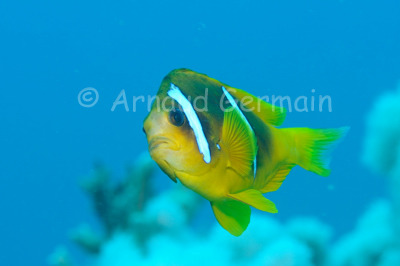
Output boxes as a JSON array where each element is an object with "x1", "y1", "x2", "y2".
[{"x1": 1, "y1": 0, "x2": 400, "y2": 265}]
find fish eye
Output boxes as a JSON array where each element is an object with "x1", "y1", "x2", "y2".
[{"x1": 169, "y1": 108, "x2": 185, "y2": 127}]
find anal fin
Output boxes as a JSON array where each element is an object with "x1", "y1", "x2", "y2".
[
  {"x1": 260, "y1": 163, "x2": 295, "y2": 193},
  {"x1": 228, "y1": 189, "x2": 278, "y2": 213}
]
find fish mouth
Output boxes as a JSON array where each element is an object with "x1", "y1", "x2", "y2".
[
  {"x1": 148, "y1": 136, "x2": 178, "y2": 152},
  {"x1": 161, "y1": 159, "x2": 177, "y2": 183}
]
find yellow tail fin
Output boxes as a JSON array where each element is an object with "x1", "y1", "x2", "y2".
[{"x1": 286, "y1": 127, "x2": 349, "y2": 176}]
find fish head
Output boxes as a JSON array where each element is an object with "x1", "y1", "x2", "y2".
[
  {"x1": 143, "y1": 99, "x2": 209, "y2": 181},
  {"x1": 143, "y1": 69, "x2": 227, "y2": 182}
]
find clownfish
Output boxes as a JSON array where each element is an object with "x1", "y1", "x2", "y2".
[{"x1": 143, "y1": 69, "x2": 348, "y2": 236}]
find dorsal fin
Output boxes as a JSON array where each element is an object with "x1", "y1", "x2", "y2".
[
  {"x1": 221, "y1": 105, "x2": 257, "y2": 178},
  {"x1": 226, "y1": 86, "x2": 286, "y2": 126}
]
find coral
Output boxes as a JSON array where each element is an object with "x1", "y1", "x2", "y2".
[
  {"x1": 72, "y1": 152, "x2": 158, "y2": 254},
  {"x1": 362, "y1": 85, "x2": 400, "y2": 176},
  {"x1": 362, "y1": 84, "x2": 400, "y2": 239},
  {"x1": 47, "y1": 246, "x2": 73, "y2": 266},
  {"x1": 227, "y1": 214, "x2": 284, "y2": 261},
  {"x1": 93, "y1": 212, "x2": 323, "y2": 266},
  {"x1": 58, "y1": 148, "x2": 399, "y2": 266},
  {"x1": 97, "y1": 232, "x2": 143, "y2": 266},
  {"x1": 69, "y1": 151, "x2": 203, "y2": 264},
  {"x1": 378, "y1": 248, "x2": 400, "y2": 266},
  {"x1": 287, "y1": 217, "x2": 332, "y2": 265},
  {"x1": 330, "y1": 83, "x2": 400, "y2": 266},
  {"x1": 253, "y1": 236, "x2": 313, "y2": 266},
  {"x1": 329, "y1": 200, "x2": 395, "y2": 266},
  {"x1": 70, "y1": 224, "x2": 102, "y2": 254},
  {"x1": 80, "y1": 152, "x2": 155, "y2": 235},
  {"x1": 60, "y1": 152, "x2": 336, "y2": 266}
]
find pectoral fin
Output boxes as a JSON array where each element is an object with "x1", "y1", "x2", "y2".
[
  {"x1": 211, "y1": 199, "x2": 251, "y2": 236},
  {"x1": 228, "y1": 189, "x2": 278, "y2": 213},
  {"x1": 221, "y1": 105, "x2": 257, "y2": 178}
]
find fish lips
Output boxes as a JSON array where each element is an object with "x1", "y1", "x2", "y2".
[
  {"x1": 148, "y1": 136, "x2": 179, "y2": 153},
  {"x1": 147, "y1": 136, "x2": 179, "y2": 183}
]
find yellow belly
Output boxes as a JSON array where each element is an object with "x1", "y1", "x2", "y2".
[{"x1": 176, "y1": 161, "x2": 253, "y2": 202}]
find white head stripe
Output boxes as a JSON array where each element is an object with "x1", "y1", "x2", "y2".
[
  {"x1": 168, "y1": 83, "x2": 211, "y2": 163},
  {"x1": 222, "y1": 86, "x2": 257, "y2": 177}
]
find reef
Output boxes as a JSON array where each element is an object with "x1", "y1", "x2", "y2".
[
  {"x1": 328, "y1": 84, "x2": 400, "y2": 266},
  {"x1": 48, "y1": 85, "x2": 400, "y2": 266}
]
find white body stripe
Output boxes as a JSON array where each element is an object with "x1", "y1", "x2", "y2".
[
  {"x1": 222, "y1": 86, "x2": 257, "y2": 178},
  {"x1": 168, "y1": 83, "x2": 211, "y2": 163}
]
